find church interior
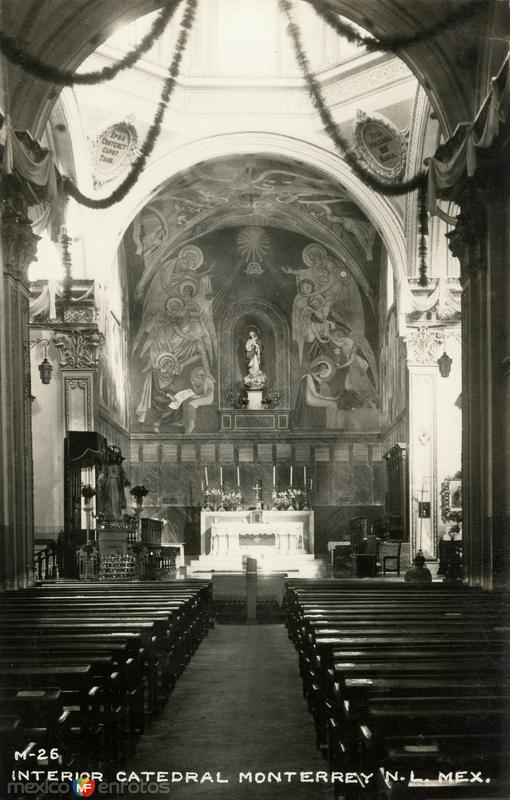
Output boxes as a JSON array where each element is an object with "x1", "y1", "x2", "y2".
[{"x1": 1, "y1": 0, "x2": 509, "y2": 797}]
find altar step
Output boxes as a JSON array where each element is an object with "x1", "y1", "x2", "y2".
[{"x1": 187, "y1": 553, "x2": 326, "y2": 578}]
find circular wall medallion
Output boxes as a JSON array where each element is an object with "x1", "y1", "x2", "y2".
[
  {"x1": 353, "y1": 110, "x2": 407, "y2": 181},
  {"x1": 93, "y1": 120, "x2": 138, "y2": 186}
]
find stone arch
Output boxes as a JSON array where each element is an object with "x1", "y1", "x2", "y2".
[{"x1": 90, "y1": 132, "x2": 409, "y2": 325}]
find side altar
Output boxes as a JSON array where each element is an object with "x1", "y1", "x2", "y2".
[{"x1": 188, "y1": 510, "x2": 317, "y2": 576}]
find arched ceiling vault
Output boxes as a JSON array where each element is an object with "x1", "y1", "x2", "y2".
[
  {"x1": 4, "y1": 0, "x2": 498, "y2": 138},
  {"x1": 136, "y1": 198, "x2": 377, "y2": 309},
  {"x1": 87, "y1": 133, "x2": 407, "y2": 301}
]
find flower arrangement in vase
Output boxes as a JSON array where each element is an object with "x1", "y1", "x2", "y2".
[
  {"x1": 130, "y1": 484, "x2": 149, "y2": 508},
  {"x1": 204, "y1": 487, "x2": 222, "y2": 511},
  {"x1": 221, "y1": 490, "x2": 242, "y2": 511},
  {"x1": 81, "y1": 484, "x2": 96, "y2": 503},
  {"x1": 272, "y1": 488, "x2": 305, "y2": 510}
]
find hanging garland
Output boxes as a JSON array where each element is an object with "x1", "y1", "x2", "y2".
[
  {"x1": 417, "y1": 182, "x2": 429, "y2": 287},
  {"x1": 304, "y1": 0, "x2": 487, "y2": 55},
  {"x1": 279, "y1": 0, "x2": 429, "y2": 285},
  {"x1": 63, "y1": 0, "x2": 197, "y2": 209},
  {"x1": 0, "y1": 0, "x2": 181, "y2": 86}
]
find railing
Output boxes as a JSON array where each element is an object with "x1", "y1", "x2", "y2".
[
  {"x1": 34, "y1": 542, "x2": 60, "y2": 581},
  {"x1": 141, "y1": 517, "x2": 164, "y2": 547}
]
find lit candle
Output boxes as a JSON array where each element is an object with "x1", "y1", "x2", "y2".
[
  {"x1": 220, "y1": 467, "x2": 223, "y2": 486},
  {"x1": 310, "y1": 478, "x2": 313, "y2": 493},
  {"x1": 204, "y1": 467, "x2": 208, "y2": 487},
  {"x1": 273, "y1": 465, "x2": 276, "y2": 485},
  {"x1": 201, "y1": 480, "x2": 204, "y2": 492},
  {"x1": 290, "y1": 466, "x2": 293, "y2": 487},
  {"x1": 304, "y1": 465, "x2": 307, "y2": 485},
  {"x1": 237, "y1": 466, "x2": 240, "y2": 485}
]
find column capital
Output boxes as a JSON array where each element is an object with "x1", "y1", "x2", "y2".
[
  {"x1": 53, "y1": 329, "x2": 105, "y2": 371},
  {"x1": 1, "y1": 198, "x2": 40, "y2": 286},
  {"x1": 446, "y1": 184, "x2": 486, "y2": 284},
  {"x1": 405, "y1": 326, "x2": 443, "y2": 367}
]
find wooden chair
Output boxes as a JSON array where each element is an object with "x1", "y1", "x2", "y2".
[{"x1": 382, "y1": 541, "x2": 402, "y2": 576}]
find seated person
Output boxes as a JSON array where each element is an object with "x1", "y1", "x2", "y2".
[{"x1": 404, "y1": 552, "x2": 432, "y2": 583}]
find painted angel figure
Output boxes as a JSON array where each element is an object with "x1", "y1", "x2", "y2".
[{"x1": 331, "y1": 330, "x2": 379, "y2": 409}]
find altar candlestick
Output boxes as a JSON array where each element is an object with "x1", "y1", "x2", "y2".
[
  {"x1": 290, "y1": 466, "x2": 293, "y2": 486},
  {"x1": 237, "y1": 466, "x2": 240, "y2": 485},
  {"x1": 201, "y1": 480, "x2": 204, "y2": 492},
  {"x1": 273, "y1": 465, "x2": 276, "y2": 485},
  {"x1": 304, "y1": 465, "x2": 307, "y2": 485},
  {"x1": 204, "y1": 467, "x2": 209, "y2": 487},
  {"x1": 310, "y1": 477, "x2": 313, "y2": 493},
  {"x1": 220, "y1": 467, "x2": 223, "y2": 486}
]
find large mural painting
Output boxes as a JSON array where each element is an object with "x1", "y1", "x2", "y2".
[
  {"x1": 122, "y1": 155, "x2": 383, "y2": 434},
  {"x1": 133, "y1": 243, "x2": 217, "y2": 433},
  {"x1": 287, "y1": 242, "x2": 379, "y2": 429}
]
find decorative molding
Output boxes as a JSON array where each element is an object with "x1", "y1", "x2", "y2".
[
  {"x1": 165, "y1": 59, "x2": 412, "y2": 117},
  {"x1": 63, "y1": 374, "x2": 94, "y2": 432},
  {"x1": 54, "y1": 329, "x2": 105, "y2": 370},
  {"x1": 63, "y1": 307, "x2": 96, "y2": 324},
  {"x1": 352, "y1": 109, "x2": 407, "y2": 182},
  {"x1": 321, "y1": 58, "x2": 412, "y2": 109}
]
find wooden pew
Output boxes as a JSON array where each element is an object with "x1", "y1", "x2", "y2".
[{"x1": 0, "y1": 580, "x2": 211, "y2": 770}]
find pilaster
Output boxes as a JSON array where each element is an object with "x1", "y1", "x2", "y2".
[
  {"x1": 53, "y1": 329, "x2": 104, "y2": 433},
  {"x1": 405, "y1": 327, "x2": 440, "y2": 559}
]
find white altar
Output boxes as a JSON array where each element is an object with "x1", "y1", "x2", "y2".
[{"x1": 189, "y1": 510, "x2": 318, "y2": 576}]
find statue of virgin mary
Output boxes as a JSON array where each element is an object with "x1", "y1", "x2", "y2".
[{"x1": 244, "y1": 330, "x2": 266, "y2": 390}]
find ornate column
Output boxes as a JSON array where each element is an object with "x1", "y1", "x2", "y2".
[{"x1": 0, "y1": 191, "x2": 40, "y2": 589}]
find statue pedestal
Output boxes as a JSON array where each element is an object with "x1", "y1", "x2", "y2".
[
  {"x1": 97, "y1": 522, "x2": 129, "y2": 556},
  {"x1": 247, "y1": 390, "x2": 263, "y2": 410}
]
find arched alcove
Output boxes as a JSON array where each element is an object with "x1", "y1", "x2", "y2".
[{"x1": 217, "y1": 299, "x2": 291, "y2": 409}]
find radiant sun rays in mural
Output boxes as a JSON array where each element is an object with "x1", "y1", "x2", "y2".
[{"x1": 237, "y1": 226, "x2": 270, "y2": 277}]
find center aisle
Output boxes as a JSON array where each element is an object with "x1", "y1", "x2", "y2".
[{"x1": 128, "y1": 624, "x2": 332, "y2": 798}]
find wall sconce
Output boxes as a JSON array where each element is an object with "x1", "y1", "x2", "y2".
[
  {"x1": 26, "y1": 338, "x2": 53, "y2": 384},
  {"x1": 437, "y1": 350, "x2": 453, "y2": 378}
]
